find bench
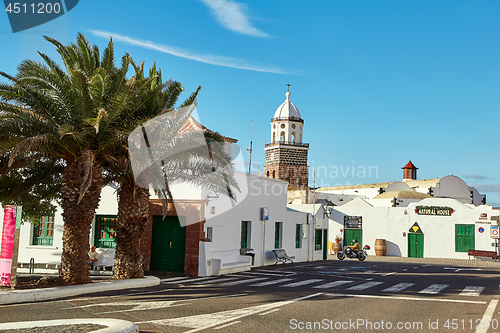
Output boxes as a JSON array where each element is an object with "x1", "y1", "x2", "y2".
[
  {"x1": 272, "y1": 249, "x2": 295, "y2": 265},
  {"x1": 93, "y1": 248, "x2": 115, "y2": 271},
  {"x1": 468, "y1": 249, "x2": 498, "y2": 260}
]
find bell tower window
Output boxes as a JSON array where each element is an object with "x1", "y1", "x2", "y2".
[{"x1": 280, "y1": 131, "x2": 285, "y2": 142}]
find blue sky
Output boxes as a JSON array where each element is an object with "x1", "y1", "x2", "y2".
[{"x1": 1, "y1": 1, "x2": 499, "y2": 205}]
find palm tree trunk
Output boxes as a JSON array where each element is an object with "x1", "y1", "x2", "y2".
[
  {"x1": 113, "y1": 182, "x2": 149, "y2": 279},
  {"x1": 59, "y1": 159, "x2": 103, "y2": 284}
]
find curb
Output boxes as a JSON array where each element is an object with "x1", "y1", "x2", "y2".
[
  {"x1": 0, "y1": 276, "x2": 160, "y2": 305},
  {"x1": 0, "y1": 318, "x2": 138, "y2": 333}
]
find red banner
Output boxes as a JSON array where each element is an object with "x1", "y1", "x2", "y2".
[{"x1": 0, "y1": 206, "x2": 16, "y2": 286}]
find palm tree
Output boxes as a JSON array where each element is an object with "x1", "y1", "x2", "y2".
[
  {"x1": 110, "y1": 62, "x2": 239, "y2": 279},
  {"x1": 0, "y1": 33, "x2": 153, "y2": 284}
]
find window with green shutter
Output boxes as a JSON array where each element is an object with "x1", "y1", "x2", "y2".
[
  {"x1": 94, "y1": 215, "x2": 117, "y2": 248},
  {"x1": 315, "y1": 229, "x2": 322, "y2": 251},
  {"x1": 32, "y1": 216, "x2": 54, "y2": 246},
  {"x1": 295, "y1": 224, "x2": 302, "y2": 248},
  {"x1": 275, "y1": 222, "x2": 282, "y2": 249},
  {"x1": 241, "y1": 221, "x2": 250, "y2": 249}
]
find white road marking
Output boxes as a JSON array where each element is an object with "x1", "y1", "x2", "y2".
[
  {"x1": 64, "y1": 293, "x2": 248, "y2": 312},
  {"x1": 221, "y1": 278, "x2": 268, "y2": 286},
  {"x1": 159, "y1": 277, "x2": 190, "y2": 282},
  {"x1": 73, "y1": 288, "x2": 176, "y2": 301},
  {"x1": 214, "y1": 321, "x2": 241, "y2": 330},
  {"x1": 162, "y1": 277, "x2": 213, "y2": 284},
  {"x1": 347, "y1": 281, "x2": 383, "y2": 291},
  {"x1": 402, "y1": 269, "x2": 408, "y2": 271},
  {"x1": 444, "y1": 267, "x2": 482, "y2": 272},
  {"x1": 259, "y1": 308, "x2": 281, "y2": 315},
  {"x1": 382, "y1": 283, "x2": 415, "y2": 292},
  {"x1": 137, "y1": 293, "x2": 325, "y2": 332},
  {"x1": 459, "y1": 286, "x2": 485, "y2": 297},
  {"x1": 250, "y1": 278, "x2": 294, "y2": 286},
  {"x1": 475, "y1": 299, "x2": 498, "y2": 333},
  {"x1": 326, "y1": 293, "x2": 486, "y2": 304},
  {"x1": 193, "y1": 277, "x2": 238, "y2": 285},
  {"x1": 419, "y1": 284, "x2": 449, "y2": 294},
  {"x1": 364, "y1": 270, "x2": 376, "y2": 274},
  {"x1": 281, "y1": 279, "x2": 324, "y2": 287},
  {"x1": 381, "y1": 272, "x2": 396, "y2": 276},
  {"x1": 313, "y1": 280, "x2": 353, "y2": 289},
  {"x1": 242, "y1": 271, "x2": 289, "y2": 277}
]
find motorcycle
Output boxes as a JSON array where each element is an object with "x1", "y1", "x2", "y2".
[{"x1": 337, "y1": 245, "x2": 370, "y2": 261}]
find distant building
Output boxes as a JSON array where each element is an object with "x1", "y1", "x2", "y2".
[{"x1": 316, "y1": 160, "x2": 486, "y2": 206}]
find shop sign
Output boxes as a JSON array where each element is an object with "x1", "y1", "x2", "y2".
[
  {"x1": 415, "y1": 206, "x2": 454, "y2": 216},
  {"x1": 479, "y1": 213, "x2": 488, "y2": 220},
  {"x1": 344, "y1": 216, "x2": 362, "y2": 229},
  {"x1": 491, "y1": 216, "x2": 500, "y2": 221}
]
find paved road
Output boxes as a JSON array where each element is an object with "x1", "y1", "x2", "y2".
[{"x1": 1, "y1": 259, "x2": 499, "y2": 332}]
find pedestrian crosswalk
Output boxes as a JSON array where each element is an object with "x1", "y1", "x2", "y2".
[
  {"x1": 418, "y1": 284, "x2": 449, "y2": 294},
  {"x1": 458, "y1": 286, "x2": 485, "y2": 297},
  {"x1": 382, "y1": 283, "x2": 415, "y2": 292},
  {"x1": 347, "y1": 281, "x2": 383, "y2": 291},
  {"x1": 160, "y1": 274, "x2": 487, "y2": 297}
]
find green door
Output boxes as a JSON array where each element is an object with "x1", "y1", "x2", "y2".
[
  {"x1": 323, "y1": 229, "x2": 328, "y2": 260},
  {"x1": 343, "y1": 229, "x2": 362, "y2": 247},
  {"x1": 408, "y1": 233, "x2": 424, "y2": 258},
  {"x1": 150, "y1": 216, "x2": 186, "y2": 272},
  {"x1": 455, "y1": 224, "x2": 474, "y2": 252}
]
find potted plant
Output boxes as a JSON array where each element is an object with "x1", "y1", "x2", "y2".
[{"x1": 335, "y1": 235, "x2": 341, "y2": 244}]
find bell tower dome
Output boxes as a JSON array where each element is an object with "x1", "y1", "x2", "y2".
[{"x1": 264, "y1": 87, "x2": 309, "y2": 188}]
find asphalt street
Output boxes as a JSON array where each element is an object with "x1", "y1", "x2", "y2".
[{"x1": 1, "y1": 259, "x2": 499, "y2": 332}]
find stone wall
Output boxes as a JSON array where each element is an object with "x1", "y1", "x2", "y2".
[
  {"x1": 264, "y1": 164, "x2": 309, "y2": 188},
  {"x1": 265, "y1": 147, "x2": 308, "y2": 166}
]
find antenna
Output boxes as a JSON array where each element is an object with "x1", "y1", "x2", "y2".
[{"x1": 245, "y1": 120, "x2": 253, "y2": 174}]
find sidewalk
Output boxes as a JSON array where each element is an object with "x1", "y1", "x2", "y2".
[
  {"x1": 0, "y1": 276, "x2": 160, "y2": 305},
  {"x1": 0, "y1": 276, "x2": 160, "y2": 333},
  {"x1": 328, "y1": 253, "x2": 500, "y2": 268}
]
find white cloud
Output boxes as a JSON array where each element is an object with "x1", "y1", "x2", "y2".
[
  {"x1": 89, "y1": 30, "x2": 292, "y2": 74},
  {"x1": 463, "y1": 174, "x2": 496, "y2": 181},
  {"x1": 199, "y1": 0, "x2": 270, "y2": 37},
  {"x1": 471, "y1": 183, "x2": 500, "y2": 193}
]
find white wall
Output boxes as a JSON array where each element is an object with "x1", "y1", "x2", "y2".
[
  {"x1": 199, "y1": 175, "x2": 326, "y2": 276},
  {"x1": 10, "y1": 185, "x2": 119, "y2": 265},
  {"x1": 331, "y1": 198, "x2": 499, "y2": 259}
]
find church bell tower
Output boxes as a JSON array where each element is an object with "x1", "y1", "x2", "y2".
[{"x1": 264, "y1": 87, "x2": 309, "y2": 188}]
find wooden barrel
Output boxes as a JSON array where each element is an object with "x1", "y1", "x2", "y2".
[
  {"x1": 332, "y1": 242, "x2": 342, "y2": 254},
  {"x1": 375, "y1": 239, "x2": 387, "y2": 256}
]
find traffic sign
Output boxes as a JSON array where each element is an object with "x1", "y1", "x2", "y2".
[{"x1": 491, "y1": 226, "x2": 499, "y2": 239}]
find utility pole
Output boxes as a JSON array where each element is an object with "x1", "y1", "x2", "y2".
[{"x1": 246, "y1": 121, "x2": 253, "y2": 174}]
